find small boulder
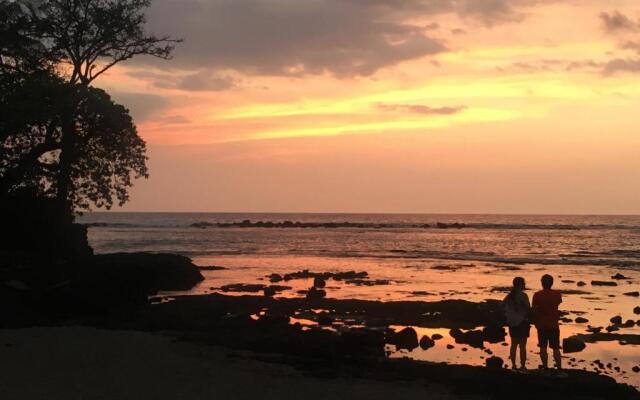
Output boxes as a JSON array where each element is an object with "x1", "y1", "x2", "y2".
[
  {"x1": 634, "y1": 306, "x2": 640, "y2": 315},
  {"x1": 623, "y1": 292, "x2": 639, "y2": 297},
  {"x1": 632, "y1": 366, "x2": 640, "y2": 373},
  {"x1": 575, "y1": 317, "x2": 589, "y2": 323},
  {"x1": 432, "y1": 333, "x2": 444, "y2": 340},
  {"x1": 317, "y1": 314, "x2": 332, "y2": 326},
  {"x1": 391, "y1": 327, "x2": 419, "y2": 351},
  {"x1": 592, "y1": 281, "x2": 617, "y2": 286},
  {"x1": 269, "y1": 274, "x2": 283, "y2": 283},
  {"x1": 486, "y1": 356, "x2": 504, "y2": 370},
  {"x1": 611, "y1": 273, "x2": 628, "y2": 280},
  {"x1": 577, "y1": 281, "x2": 586, "y2": 287},
  {"x1": 306, "y1": 286, "x2": 326, "y2": 301},
  {"x1": 263, "y1": 287, "x2": 276, "y2": 297},
  {"x1": 610, "y1": 316, "x2": 623, "y2": 325},
  {"x1": 313, "y1": 276, "x2": 326, "y2": 288},
  {"x1": 419, "y1": 335, "x2": 435, "y2": 350},
  {"x1": 563, "y1": 337, "x2": 586, "y2": 353},
  {"x1": 623, "y1": 320, "x2": 636, "y2": 328}
]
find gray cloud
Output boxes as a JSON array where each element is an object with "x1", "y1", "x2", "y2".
[
  {"x1": 603, "y1": 58, "x2": 640, "y2": 74},
  {"x1": 109, "y1": 92, "x2": 170, "y2": 122},
  {"x1": 377, "y1": 104, "x2": 466, "y2": 115},
  {"x1": 600, "y1": 11, "x2": 640, "y2": 34},
  {"x1": 127, "y1": 69, "x2": 237, "y2": 92},
  {"x1": 141, "y1": 0, "x2": 554, "y2": 78},
  {"x1": 621, "y1": 40, "x2": 640, "y2": 54}
]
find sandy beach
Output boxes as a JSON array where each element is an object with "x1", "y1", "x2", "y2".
[{"x1": 0, "y1": 326, "x2": 476, "y2": 400}]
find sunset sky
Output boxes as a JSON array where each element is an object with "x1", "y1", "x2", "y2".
[{"x1": 98, "y1": 0, "x2": 640, "y2": 214}]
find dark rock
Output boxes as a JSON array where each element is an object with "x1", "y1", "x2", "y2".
[
  {"x1": 198, "y1": 265, "x2": 226, "y2": 271},
  {"x1": 560, "y1": 317, "x2": 573, "y2": 323},
  {"x1": 611, "y1": 273, "x2": 628, "y2": 280},
  {"x1": 313, "y1": 276, "x2": 326, "y2": 288},
  {"x1": 591, "y1": 281, "x2": 617, "y2": 286},
  {"x1": 482, "y1": 325, "x2": 506, "y2": 343},
  {"x1": 485, "y1": 356, "x2": 504, "y2": 370},
  {"x1": 419, "y1": 335, "x2": 435, "y2": 350},
  {"x1": 634, "y1": 306, "x2": 640, "y2": 315},
  {"x1": 610, "y1": 316, "x2": 623, "y2": 325},
  {"x1": 450, "y1": 328, "x2": 484, "y2": 348},
  {"x1": 563, "y1": 337, "x2": 586, "y2": 353},
  {"x1": 263, "y1": 287, "x2": 276, "y2": 297},
  {"x1": 306, "y1": 287, "x2": 326, "y2": 301},
  {"x1": 317, "y1": 314, "x2": 332, "y2": 326},
  {"x1": 575, "y1": 317, "x2": 589, "y2": 324},
  {"x1": 623, "y1": 292, "x2": 639, "y2": 297},
  {"x1": 269, "y1": 274, "x2": 283, "y2": 283},
  {"x1": 606, "y1": 325, "x2": 620, "y2": 333},
  {"x1": 577, "y1": 281, "x2": 586, "y2": 287},
  {"x1": 622, "y1": 320, "x2": 635, "y2": 328},
  {"x1": 632, "y1": 366, "x2": 640, "y2": 373},
  {"x1": 390, "y1": 327, "x2": 419, "y2": 351},
  {"x1": 221, "y1": 283, "x2": 265, "y2": 293},
  {"x1": 446, "y1": 344, "x2": 455, "y2": 349},
  {"x1": 432, "y1": 333, "x2": 444, "y2": 340}
]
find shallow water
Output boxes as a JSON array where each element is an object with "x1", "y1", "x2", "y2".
[{"x1": 81, "y1": 212, "x2": 640, "y2": 387}]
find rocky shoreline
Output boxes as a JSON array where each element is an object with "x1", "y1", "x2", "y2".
[{"x1": 2, "y1": 251, "x2": 639, "y2": 399}]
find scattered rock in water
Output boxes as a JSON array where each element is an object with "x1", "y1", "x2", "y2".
[
  {"x1": 257, "y1": 313, "x2": 290, "y2": 327},
  {"x1": 577, "y1": 281, "x2": 586, "y2": 287},
  {"x1": 623, "y1": 291, "x2": 639, "y2": 297},
  {"x1": 268, "y1": 274, "x2": 283, "y2": 283},
  {"x1": 611, "y1": 273, "x2": 628, "y2": 280},
  {"x1": 561, "y1": 280, "x2": 576, "y2": 283},
  {"x1": 446, "y1": 344, "x2": 455, "y2": 349},
  {"x1": 622, "y1": 320, "x2": 636, "y2": 328},
  {"x1": 390, "y1": 327, "x2": 419, "y2": 351},
  {"x1": 410, "y1": 291, "x2": 430, "y2": 296},
  {"x1": 317, "y1": 313, "x2": 332, "y2": 326},
  {"x1": 432, "y1": 333, "x2": 444, "y2": 340},
  {"x1": 575, "y1": 317, "x2": 589, "y2": 324},
  {"x1": 482, "y1": 325, "x2": 506, "y2": 343},
  {"x1": 591, "y1": 281, "x2": 617, "y2": 287},
  {"x1": 610, "y1": 316, "x2": 623, "y2": 325},
  {"x1": 560, "y1": 317, "x2": 573, "y2": 323},
  {"x1": 606, "y1": 325, "x2": 620, "y2": 333},
  {"x1": 221, "y1": 283, "x2": 265, "y2": 293},
  {"x1": 419, "y1": 335, "x2": 435, "y2": 350},
  {"x1": 198, "y1": 265, "x2": 227, "y2": 271},
  {"x1": 263, "y1": 287, "x2": 277, "y2": 297},
  {"x1": 313, "y1": 276, "x2": 326, "y2": 288},
  {"x1": 586, "y1": 325, "x2": 602, "y2": 334},
  {"x1": 345, "y1": 279, "x2": 392, "y2": 286},
  {"x1": 450, "y1": 328, "x2": 484, "y2": 348},
  {"x1": 485, "y1": 356, "x2": 504, "y2": 370},
  {"x1": 306, "y1": 286, "x2": 326, "y2": 301},
  {"x1": 563, "y1": 337, "x2": 586, "y2": 353},
  {"x1": 632, "y1": 366, "x2": 640, "y2": 373}
]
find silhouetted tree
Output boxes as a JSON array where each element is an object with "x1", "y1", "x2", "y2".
[
  {"x1": 1, "y1": 76, "x2": 148, "y2": 210},
  {"x1": 0, "y1": 0, "x2": 178, "y2": 214}
]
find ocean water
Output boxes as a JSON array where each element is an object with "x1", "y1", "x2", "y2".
[{"x1": 79, "y1": 212, "x2": 640, "y2": 386}]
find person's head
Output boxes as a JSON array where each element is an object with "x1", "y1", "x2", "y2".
[
  {"x1": 541, "y1": 274, "x2": 554, "y2": 289},
  {"x1": 512, "y1": 276, "x2": 526, "y2": 292}
]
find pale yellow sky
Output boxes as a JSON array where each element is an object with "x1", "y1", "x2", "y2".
[{"x1": 97, "y1": 0, "x2": 640, "y2": 213}]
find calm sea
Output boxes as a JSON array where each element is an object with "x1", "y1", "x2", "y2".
[{"x1": 79, "y1": 213, "x2": 640, "y2": 268}]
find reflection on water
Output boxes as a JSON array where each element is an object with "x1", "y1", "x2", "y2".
[{"x1": 83, "y1": 213, "x2": 640, "y2": 388}]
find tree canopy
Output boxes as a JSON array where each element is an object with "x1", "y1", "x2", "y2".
[{"x1": 0, "y1": 0, "x2": 178, "y2": 213}]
